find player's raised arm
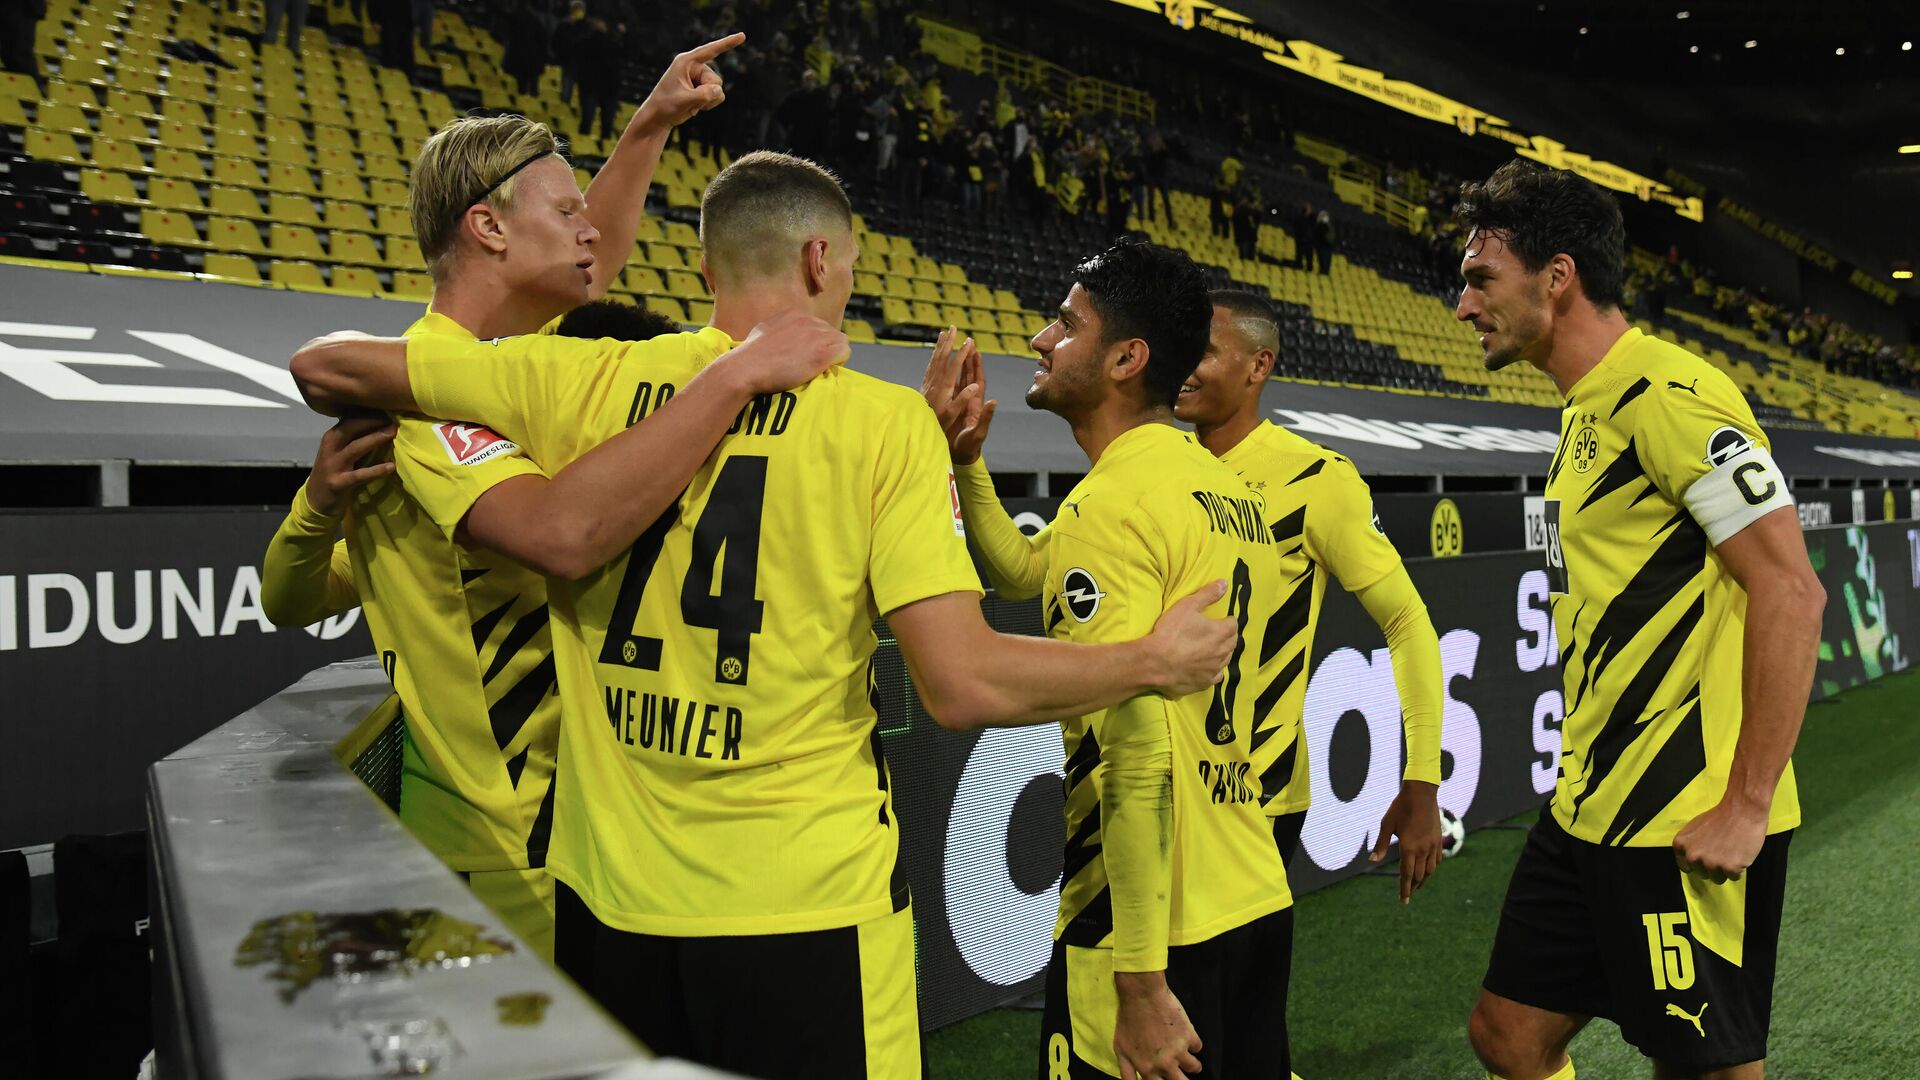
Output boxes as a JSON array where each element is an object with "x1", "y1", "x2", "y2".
[
  {"x1": 289, "y1": 333, "x2": 413, "y2": 416},
  {"x1": 921, "y1": 330, "x2": 1049, "y2": 597},
  {"x1": 260, "y1": 416, "x2": 390, "y2": 627},
  {"x1": 580, "y1": 33, "x2": 745, "y2": 298},
  {"x1": 889, "y1": 583, "x2": 1233, "y2": 732},
  {"x1": 1673, "y1": 506, "x2": 1822, "y2": 882}
]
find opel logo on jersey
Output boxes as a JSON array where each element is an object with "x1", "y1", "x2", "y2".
[
  {"x1": 1704, "y1": 426, "x2": 1756, "y2": 467},
  {"x1": 1061, "y1": 568, "x2": 1105, "y2": 622}
]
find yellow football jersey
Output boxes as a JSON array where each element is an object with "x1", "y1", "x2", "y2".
[
  {"x1": 1544, "y1": 328, "x2": 1800, "y2": 846},
  {"x1": 1217, "y1": 420, "x2": 1421, "y2": 815},
  {"x1": 407, "y1": 328, "x2": 983, "y2": 935},
  {"x1": 341, "y1": 311, "x2": 562, "y2": 872},
  {"x1": 1043, "y1": 423, "x2": 1292, "y2": 965}
]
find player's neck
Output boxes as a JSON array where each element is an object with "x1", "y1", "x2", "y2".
[
  {"x1": 1538, "y1": 306, "x2": 1633, "y2": 397},
  {"x1": 1071, "y1": 400, "x2": 1175, "y2": 466},
  {"x1": 709, "y1": 286, "x2": 827, "y2": 342},
  {"x1": 430, "y1": 275, "x2": 557, "y2": 341},
  {"x1": 1194, "y1": 400, "x2": 1262, "y2": 457}
]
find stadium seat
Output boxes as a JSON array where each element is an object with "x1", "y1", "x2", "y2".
[
  {"x1": 269, "y1": 224, "x2": 326, "y2": 261},
  {"x1": 374, "y1": 205, "x2": 411, "y2": 236},
  {"x1": 357, "y1": 130, "x2": 400, "y2": 159},
  {"x1": 369, "y1": 179, "x2": 407, "y2": 206},
  {"x1": 161, "y1": 98, "x2": 211, "y2": 130},
  {"x1": 80, "y1": 169, "x2": 144, "y2": 206},
  {"x1": 665, "y1": 270, "x2": 707, "y2": 300},
  {"x1": 212, "y1": 157, "x2": 264, "y2": 189},
  {"x1": 845, "y1": 318, "x2": 877, "y2": 344},
  {"x1": 318, "y1": 171, "x2": 368, "y2": 203},
  {"x1": 270, "y1": 140, "x2": 315, "y2": 168},
  {"x1": 266, "y1": 163, "x2": 318, "y2": 196},
  {"x1": 89, "y1": 137, "x2": 148, "y2": 173},
  {"x1": 312, "y1": 125, "x2": 354, "y2": 153},
  {"x1": 363, "y1": 155, "x2": 407, "y2": 181},
  {"x1": 150, "y1": 148, "x2": 209, "y2": 182},
  {"x1": 34, "y1": 101, "x2": 93, "y2": 135},
  {"x1": 645, "y1": 296, "x2": 688, "y2": 324},
  {"x1": 269, "y1": 259, "x2": 329, "y2": 292},
  {"x1": 387, "y1": 270, "x2": 433, "y2": 300},
  {"x1": 263, "y1": 193, "x2": 320, "y2": 229},
  {"x1": 646, "y1": 243, "x2": 685, "y2": 271},
  {"x1": 208, "y1": 185, "x2": 268, "y2": 221},
  {"x1": 330, "y1": 231, "x2": 382, "y2": 267},
  {"x1": 383, "y1": 237, "x2": 425, "y2": 269},
  {"x1": 331, "y1": 265, "x2": 382, "y2": 296},
  {"x1": 323, "y1": 200, "x2": 375, "y2": 234},
  {"x1": 96, "y1": 111, "x2": 149, "y2": 144},
  {"x1": 207, "y1": 216, "x2": 269, "y2": 256},
  {"x1": 138, "y1": 210, "x2": 204, "y2": 248},
  {"x1": 146, "y1": 178, "x2": 208, "y2": 213},
  {"x1": 622, "y1": 266, "x2": 664, "y2": 295},
  {"x1": 201, "y1": 252, "x2": 263, "y2": 285},
  {"x1": 214, "y1": 107, "x2": 260, "y2": 137}
]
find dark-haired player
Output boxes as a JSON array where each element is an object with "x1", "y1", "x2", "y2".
[
  {"x1": 935, "y1": 239, "x2": 1296, "y2": 1079},
  {"x1": 554, "y1": 297, "x2": 687, "y2": 340},
  {"x1": 282, "y1": 154, "x2": 1238, "y2": 1080},
  {"x1": 1455, "y1": 159, "x2": 1821, "y2": 1080}
]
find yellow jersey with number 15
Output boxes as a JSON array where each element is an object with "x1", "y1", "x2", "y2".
[
  {"x1": 1544, "y1": 327, "x2": 1799, "y2": 847},
  {"x1": 405, "y1": 329, "x2": 983, "y2": 936}
]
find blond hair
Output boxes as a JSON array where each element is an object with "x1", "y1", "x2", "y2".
[
  {"x1": 409, "y1": 115, "x2": 563, "y2": 276},
  {"x1": 699, "y1": 151, "x2": 852, "y2": 287}
]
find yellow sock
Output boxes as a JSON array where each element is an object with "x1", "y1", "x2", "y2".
[{"x1": 1486, "y1": 1060, "x2": 1573, "y2": 1080}]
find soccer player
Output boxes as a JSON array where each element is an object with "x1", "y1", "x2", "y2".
[
  {"x1": 284, "y1": 152, "x2": 1240, "y2": 1080},
  {"x1": 932, "y1": 238, "x2": 1297, "y2": 1079},
  {"x1": 927, "y1": 289, "x2": 1449, "y2": 900},
  {"x1": 1453, "y1": 160, "x2": 1822, "y2": 1080},
  {"x1": 258, "y1": 35, "x2": 830, "y2": 961}
]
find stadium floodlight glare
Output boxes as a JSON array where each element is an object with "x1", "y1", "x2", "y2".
[
  {"x1": 1836, "y1": 47, "x2": 1847, "y2": 55},
  {"x1": 1900, "y1": 144, "x2": 1920, "y2": 154},
  {"x1": 1689, "y1": 45, "x2": 1699, "y2": 53},
  {"x1": 1676, "y1": 10, "x2": 1689, "y2": 18},
  {"x1": 1906, "y1": 41, "x2": 1914, "y2": 51},
  {"x1": 1894, "y1": 270, "x2": 1915, "y2": 280},
  {"x1": 1578, "y1": 25, "x2": 1588, "y2": 34},
  {"x1": 1745, "y1": 40, "x2": 1758, "y2": 48}
]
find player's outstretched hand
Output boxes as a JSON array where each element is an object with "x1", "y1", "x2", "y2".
[
  {"x1": 305, "y1": 414, "x2": 395, "y2": 515},
  {"x1": 632, "y1": 32, "x2": 746, "y2": 135},
  {"x1": 920, "y1": 327, "x2": 996, "y2": 465},
  {"x1": 1371, "y1": 779, "x2": 1442, "y2": 904},
  {"x1": 1146, "y1": 579, "x2": 1234, "y2": 696},
  {"x1": 1114, "y1": 972, "x2": 1204, "y2": 1080},
  {"x1": 1672, "y1": 797, "x2": 1767, "y2": 884},
  {"x1": 723, "y1": 309, "x2": 849, "y2": 394}
]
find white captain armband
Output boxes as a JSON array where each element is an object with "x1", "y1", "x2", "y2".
[{"x1": 1683, "y1": 426, "x2": 1795, "y2": 545}]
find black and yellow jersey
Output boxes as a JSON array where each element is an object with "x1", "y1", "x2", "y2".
[
  {"x1": 1217, "y1": 420, "x2": 1439, "y2": 814},
  {"x1": 340, "y1": 310, "x2": 561, "y2": 872},
  {"x1": 1544, "y1": 327, "x2": 1799, "y2": 847},
  {"x1": 1042, "y1": 423, "x2": 1291, "y2": 970},
  {"x1": 406, "y1": 328, "x2": 983, "y2": 936}
]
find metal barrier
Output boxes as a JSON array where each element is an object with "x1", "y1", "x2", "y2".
[{"x1": 146, "y1": 657, "x2": 737, "y2": 1080}]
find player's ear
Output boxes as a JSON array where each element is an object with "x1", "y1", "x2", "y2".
[
  {"x1": 463, "y1": 203, "x2": 509, "y2": 256},
  {"x1": 1546, "y1": 252, "x2": 1578, "y2": 305},
  {"x1": 1109, "y1": 338, "x2": 1150, "y2": 383},
  {"x1": 1250, "y1": 347, "x2": 1275, "y2": 383},
  {"x1": 699, "y1": 253, "x2": 715, "y2": 297},
  {"x1": 802, "y1": 237, "x2": 829, "y2": 296}
]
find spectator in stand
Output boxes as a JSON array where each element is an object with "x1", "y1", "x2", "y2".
[
  {"x1": 575, "y1": 18, "x2": 626, "y2": 140},
  {"x1": 777, "y1": 68, "x2": 825, "y2": 156},
  {"x1": 553, "y1": 1, "x2": 589, "y2": 110},
  {"x1": 372, "y1": 0, "x2": 414, "y2": 70},
  {"x1": 1233, "y1": 177, "x2": 1262, "y2": 261},
  {"x1": 1312, "y1": 209, "x2": 1335, "y2": 275},
  {"x1": 0, "y1": 0, "x2": 44, "y2": 90},
  {"x1": 263, "y1": 0, "x2": 310, "y2": 52},
  {"x1": 413, "y1": 0, "x2": 436, "y2": 51},
  {"x1": 1212, "y1": 153, "x2": 1243, "y2": 239}
]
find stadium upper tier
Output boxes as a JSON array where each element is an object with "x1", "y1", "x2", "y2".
[{"x1": 0, "y1": 0, "x2": 1914, "y2": 437}]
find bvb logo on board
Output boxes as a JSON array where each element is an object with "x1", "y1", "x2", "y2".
[
  {"x1": 1430, "y1": 498, "x2": 1464, "y2": 558},
  {"x1": 1571, "y1": 413, "x2": 1600, "y2": 474}
]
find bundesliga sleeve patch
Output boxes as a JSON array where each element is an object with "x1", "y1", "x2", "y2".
[
  {"x1": 433, "y1": 422, "x2": 520, "y2": 466},
  {"x1": 948, "y1": 472, "x2": 966, "y2": 537},
  {"x1": 1684, "y1": 427, "x2": 1793, "y2": 546}
]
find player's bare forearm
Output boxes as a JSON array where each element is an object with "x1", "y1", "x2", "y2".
[
  {"x1": 581, "y1": 123, "x2": 668, "y2": 298},
  {"x1": 289, "y1": 336, "x2": 414, "y2": 416},
  {"x1": 1718, "y1": 509, "x2": 1824, "y2": 811}
]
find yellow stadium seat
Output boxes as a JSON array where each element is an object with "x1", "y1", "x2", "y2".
[
  {"x1": 368, "y1": 178, "x2": 407, "y2": 206},
  {"x1": 665, "y1": 270, "x2": 707, "y2": 299},
  {"x1": 995, "y1": 312, "x2": 1028, "y2": 336},
  {"x1": 139, "y1": 210, "x2": 204, "y2": 248},
  {"x1": 81, "y1": 168, "x2": 144, "y2": 206},
  {"x1": 908, "y1": 302, "x2": 942, "y2": 328},
  {"x1": 269, "y1": 260, "x2": 329, "y2": 292},
  {"x1": 387, "y1": 270, "x2": 433, "y2": 300},
  {"x1": 622, "y1": 266, "x2": 663, "y2": 295},
  {"x1": 861, "y1": 232, "x2": 891, "y2": 257},
  {"x1": 266, "y1": 162, "x2": 317, "y2": 196},
  {"x1": 938, "y1": 283, "x2": 970, "y2": 307},
  {"x1": 34, "y1": 101, "x2": 92, "y2": 134},
  {"x1": 686, "y1": 300, "x2": 714, "y2": 324},
  {"x1": 663, "y1": 221, "x2": 700, "y2": 247},
  {"x1": 264, "y1": 192, "x2": 320, "y2": 228},
  {"x1": 269, "y1": 139, "x2": 313, "y2": 167},
  {"x1": 45, "y1": 79, "x2": 99, "y2": 110},
  {"x1": 161, "y1": 98, "x2": 211, "y2": 129},
  {"x1": 632, "y1": 217, "x2": 665, "y2": 244},
  {"x1": 383, "y1": 236, "x2": 425, "y2": 270},
  {"x1": 211, "y1": 127, "x2": 264, "y2": 160},
  {"x1": 967, "y1": 283, "x2": 994, "y2": 307},
  {"x1": 262, "y1": 116, "x2": 303, "y2": 144},
  {"x1": 150, "y1": 148, "x2": 208, "y2": 182},
  {"x1": 911, "y1": 279, "x2": 942, "y2": 304},
  {"x1": 146, "y1": 177, "x2": 207, "y2": 213},
  {"x1": 646, "y1": 243, "x2": 684, "y2": 271},
  {"x1": 269, "y1": 224, "x2": 326, "y2": 261},
  {"x1": 0, "y1": 71, "x2": 38, "y2": 104},
  {"x1": 312, "y1": 124, "x2": 353, "y2": 153},
  {"x1": 323, "y1": 200, "x2": 374, "y2": 234},
  {"x1": 320, "y1": 170, "x2": 370, "y2": 203},
  {"x1": 330, "y1": 265, "x2": 382, "y2": 295},
  {"x1": 973, "y1": 333, "x2": 1005, "y2": 355},
  {"x1": 201, "y1": 252, "x2": 263, "y2": 285},
  {"x1": 374, "y1": 205, "x2": 411, "y2": 236},
  {"x1": 880, "y1": 298, "x2": 912, "y2": 327},
  {"x1": 992, "y1": 288, "x2": 1022, "y2": 311},
  {"x1": 330, "y1": 231, "x2": 382, "y2": 267},
  {"x1": 357, "y1": 129, "x2": 400, "y2": 159},
  {"x1": 938, "y1": 306, "x2": 968, "y2": 330},
  {"x1": 88, "y1": 136, "x2": 148, "y2": 172},
  {"x1": 209, "y1": 185, "x2": 267, "y2": 220},
  {"x1": 207, "y1": 216, "x2": 269, "y2": 256},
  {"x1": 96, "y1": 111, "x2": 149, "y2": 144},
  {"x1": 364, "y1": 154, "x2": 408, "y2": 181},
  {"x1": 844, "y1": 318, "x2": 877, "y2": 344},
  {"x1": 213, "y1": 106, "x2": 259, "y2": 137},
  {"x1": 967, "y1": 307, "x2": 998, "y2": 332},
  {"x1": 308, "y1": 100, "x2": 350, "y2": 129},
  {"x1": 941, "y1": 264, "x2": 967, "y2": 285},
  {"x1": 0, "y1": 95, "x2": 23, "y2": 127},
  {"x1": 644, "y1": 296, "x2": 688, "y2": 324},
  {"x1": 212, "y1": 156, "x2": 263, "y2": 189},
  {"x1": 157, "y1": 120, "x2": 211, "y2": 152}
]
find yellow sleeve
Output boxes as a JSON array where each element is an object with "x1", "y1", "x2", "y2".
[
  {"x1": 260, "y1": 484, "x2": 360, "y2": 627},
  {"x1": 389, "y1": 415, "x2": 548, "y2": 537},
  {"x1": 1637, "y1": 371, "x2": 1794, "y2": 547},
  {"x1": 868, "y1": 394, "x2": 984, "y2": 615},
  {"x1": 1303, "y1": 455, "x2": 1401, "y2": 594},
  {"x1": 955, "y1": 456, "x2": 1049, "y2": 599},
  {"x1": 1354, "y1": 567, "x2": 1443, "y2": 786},
  {"x1": 407, "y1": 331, "x2": 636, "y2": 459},
  {"x1": 1051, "y1": 510, "x2": 1173, "y2": 972}
]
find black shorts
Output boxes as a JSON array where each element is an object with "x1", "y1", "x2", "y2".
[
  {"x1": 554, "y1": 882, "x2": 925, "y2": 1079},
  {"x1": 1272, "y1": 809, "x2": 1306, "y2": 867},
  {"x1": 1038, "y1": 907, "x2": 1293, "y2": 1079},
  {"x1": 1483, "y1": 810, "x2": 1792, "y2": 1070}
]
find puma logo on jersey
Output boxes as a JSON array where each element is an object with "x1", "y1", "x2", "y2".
[
  {"x1": 1666, "y1": 1001, "x2": 1708, "y2": 1038},
  {"x1": 1667, "y1": 379, "x2": 1699, "y2": 395},
  {"x1": 434, "y1": 422, "x2": 519, "y2": 466}
]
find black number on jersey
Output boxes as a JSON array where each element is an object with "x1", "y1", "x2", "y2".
[
  {"x1": 598, "y1": 455, "x2": 768, "y2": 685},
  {"x1": 1203, "y1": 558, "x2": 1253, "y2": 746}
]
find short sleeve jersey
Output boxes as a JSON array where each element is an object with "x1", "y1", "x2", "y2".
[
  {"x1": 407, "y1": 329, "x2": 983, "y2": 935},
  {"x1": 1218, "y1": 420, "x2": 1405, "y2": 815},
  {"x1": 1544, "y1": 327, "x2": 1800, "y2": 846},
  {"x1": 1045, "y1": 423, "x2": 1292, "y2": 951},
  {"x1": 342, "y1": 310, "x2": 561, "y2": 872}
]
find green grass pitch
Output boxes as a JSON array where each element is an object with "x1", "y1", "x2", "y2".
[{"x1": 927, "y1": 668, "x2": 1920, "y2": 1077}]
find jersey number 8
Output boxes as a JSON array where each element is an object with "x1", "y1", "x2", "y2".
[{"x1": 599, "y1": 456, "x2": 768, "y2": 686}]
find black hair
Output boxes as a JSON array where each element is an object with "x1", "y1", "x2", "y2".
[
  {"x1": 1208, "y1": 288, "x2": 1279, "y2": 350},
  {"x1": 1071, "y1": 238, "x2": 1212, "y2": 408},
  {"x1": 554, "y1": 299, "x2": 684, "y2": 340},
  {"x1": 1454, "y1": 159, "x2": 1627, "y2": 310}
]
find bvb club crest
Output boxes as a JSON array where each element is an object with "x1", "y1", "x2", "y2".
[{"x1": 1571, "y1": 414, "x2": 1600, "y2": 474}]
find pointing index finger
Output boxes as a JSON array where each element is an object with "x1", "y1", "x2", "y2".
[{"x1": 684, "y1": 31, "x2": 746, "y2": 63}]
